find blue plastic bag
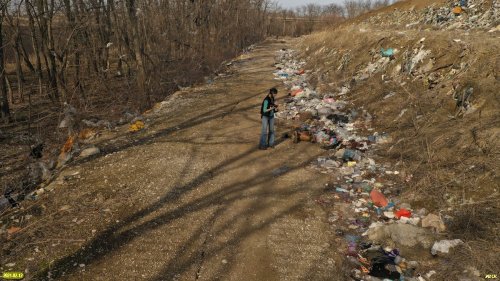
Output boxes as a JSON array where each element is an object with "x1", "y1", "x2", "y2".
[{"x1": 381, "y1": 48, "x2": 395, "y2": 58}]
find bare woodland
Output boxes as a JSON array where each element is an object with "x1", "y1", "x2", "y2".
[
  {"x1": 0, "y1": 0, "x2": 394, "y2": 203},
  {"x1": 0, "y1": 0, "x2": 277, "y2": 121},
  {"x1": 0, "y1": 0, "x2": 395, "y2": 122}
]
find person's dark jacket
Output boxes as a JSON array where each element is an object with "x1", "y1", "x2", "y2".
[{"x1": 261, "y1": 96, "x2": 275, "y2": 118}]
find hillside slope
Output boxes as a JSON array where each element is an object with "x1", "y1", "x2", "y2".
[
  {"x1": 292, "y1": 0, "x2": 499, "y2": 279},
  {"x1": 0, "y1": 1, "x2": 498, "y2": 280}
]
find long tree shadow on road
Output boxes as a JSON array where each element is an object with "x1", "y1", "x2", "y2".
[
  {"x1": 36, "y1": 141, "x2": 324, "y2": 280},
  {"x1": 28, "y1": 43, "x2": 312, "y2": 279}
]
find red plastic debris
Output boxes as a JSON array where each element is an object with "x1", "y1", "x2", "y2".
[
  {"x1": 395, "y1": 208, "x2": 412, "y2": 219},
  {"x1": 370, "y1": 189, "x2": 389, "y2": 207}
]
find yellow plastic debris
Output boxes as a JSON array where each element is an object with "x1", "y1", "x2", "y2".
[
  {"x1": 347, "y1": 161, "x2": 357, "y2": 167},
  {"x1": 452, "y1": 6, "x2": 462, "y2": 15},
  {"x1": 129, "y1": 121, "x2": 145, "y2": 132}
]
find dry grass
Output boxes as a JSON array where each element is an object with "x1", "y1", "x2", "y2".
[
  {"x1": 296, "y1": 18, "x2": 500, "y2": 279},
  {"x1": 449, "y1": 204, "x2": 499, "y2": 241},
  {"x1": 434, "y1": 204, "x2": 500, "y2": 278}
]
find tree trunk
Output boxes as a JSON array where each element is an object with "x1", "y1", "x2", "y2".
[
  {"x1": 14, "y1": 33, "x2": 25, "y2": 102},
  {"x1": 126, "y1": 0, "x2": 149, "y2": 108},
  {"x1": 64, "y1": 0, "x2": 85, "y2": 103},
  {"x1": 20, "y1": 42, "x2": 35, "y2": 74},
  {"x1": 26, "y1": 0, "x2": 44, "y2": 96},
  {"x1": 0, "y1": 17, "x2": 9, "y2": 121},
  {"x1": 5, "y1": 76, "x2": 13, "y2": 106},
  {"x1": 102, "y1": 0, "x2": 112, "y2": 73},
  {"x1": 36, "y1": 0, "x2": 59, "y2": 101},
  {"x1": 46, "y1": 0, "x2": 61, "y2": 101}
]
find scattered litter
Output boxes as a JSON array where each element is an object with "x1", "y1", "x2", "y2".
[
  {"x1": 370, "y1": 189, "x2": 389, "y2": 207},
  {"x1": 394, "y1": 208, "x2": 412, "y2": 219},
  {"x1": 380, "y1": 48, "x2": 395, "y2": 58},
  {"x1": 269, "y1": 37, "x2": 482, "y2": 280},
  {"x1": 453, "y1": 6, "x2": 463, "y2": 15},
  {"x1": 336, "y1": 187, "x2": 349, "y2": 193},
  {"x1": 129, "y1": 120, "x2": 145, "y2": 132},
  {"x1": 365, "y1": 0, "x2": 498, "y2": 30},
  {"x1": 431, "y1": 239, "x2": 464, "y2": 255}
]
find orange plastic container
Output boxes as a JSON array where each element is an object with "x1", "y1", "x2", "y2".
[{"x1": 370, "y1": 189, "x2": 389, "y2": 207}]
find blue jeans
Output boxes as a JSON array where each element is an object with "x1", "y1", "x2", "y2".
[{"x1": 260, "y1": 116, "x2": 275, "y2": 148}]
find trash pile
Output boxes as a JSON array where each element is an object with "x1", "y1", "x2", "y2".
[
  {"x1": 274, "y1": 49, "x2": 394, "y2": 176},
  {"x1": 421, "y1": 0, "x2": 499, "y2": 30},
  {"x1": 364, "y1": 0, "x2": 499, "y2": 31},
  {"x1": 273, "y1": 49, "x2": 470, "y2": 280},
  {"x1": 328, "y1": 182, "x2": 468, "y2": 280},
  {"x1": 330, "y1": 37, "x2": 477, "y2": 117}
]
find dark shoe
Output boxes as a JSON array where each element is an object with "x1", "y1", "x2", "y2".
[
  {"x1": 259, "y1": 146, "x2": 267, "y2": 150},
  {"x1": 268, "y1": 145, "x2": 275, "y2": 149}
]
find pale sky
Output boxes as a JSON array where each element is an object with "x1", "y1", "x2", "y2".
[{"x1": 276, "y1": 0, "x2": 344, "y2": 8}]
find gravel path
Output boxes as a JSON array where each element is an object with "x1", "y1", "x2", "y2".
[{"x1": 6, "y1": 40, "x2": 340, "y2": 281}]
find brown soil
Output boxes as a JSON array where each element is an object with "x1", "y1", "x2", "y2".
[{"x1": 0, "y1": 40, "x2": 344, "y2": 281}]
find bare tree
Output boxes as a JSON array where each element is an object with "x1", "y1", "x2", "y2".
[
  {"x1": 362, "y1": 0, "x2": 373, "y2": 12},
  {"x1": 373, "y1": 0, "x2": 391, "y2": 9},
  {"x1": 323, "y1": 4, "x2": 345, "y2": 18},
  {"x1": 25, "y1": 0, "x2": 44, "y2": 96},
  {"x1": 0, "y1": 1, "x2": 10, "y2": 121},
  {"x1": 0, "y1": 0, "x2": 320, "y2": 124},
  {"x1": 344, "y1": 0, "x2": 358, "y2": 18},
  {"x1": 4, "y1": 0, "x2": 27, "y2": 103}
]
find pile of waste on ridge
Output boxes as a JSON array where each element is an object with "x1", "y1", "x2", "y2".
[
  {"x1": 272, "y1": 49, "x2": 479, "y2": 281},
  {"x1": 274, "y1": 49, "x2": 384, "y2": 167},
  {"x1": 364, "y1": 0, "x2": 499, "y2": 31}
]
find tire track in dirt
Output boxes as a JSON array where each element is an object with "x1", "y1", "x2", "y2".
[{"x1": 195, "y1": 205, "x2": 224, "y2": 280}]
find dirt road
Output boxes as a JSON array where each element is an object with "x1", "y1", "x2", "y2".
[{"x1": 3, "y1": 40, "x2": 341, "y2": 280}]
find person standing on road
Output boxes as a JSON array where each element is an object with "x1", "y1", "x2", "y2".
[{"x1": 259, "y1": 88, "x2": 278, "y2": 150}]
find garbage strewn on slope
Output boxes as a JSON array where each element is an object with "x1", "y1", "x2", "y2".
[
  {"x1": 365, "y1": 0, "x2": 499, "y2": 31},
  {"x1": 273, "y1": 49, "x2": 471, "y2": 281}
]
